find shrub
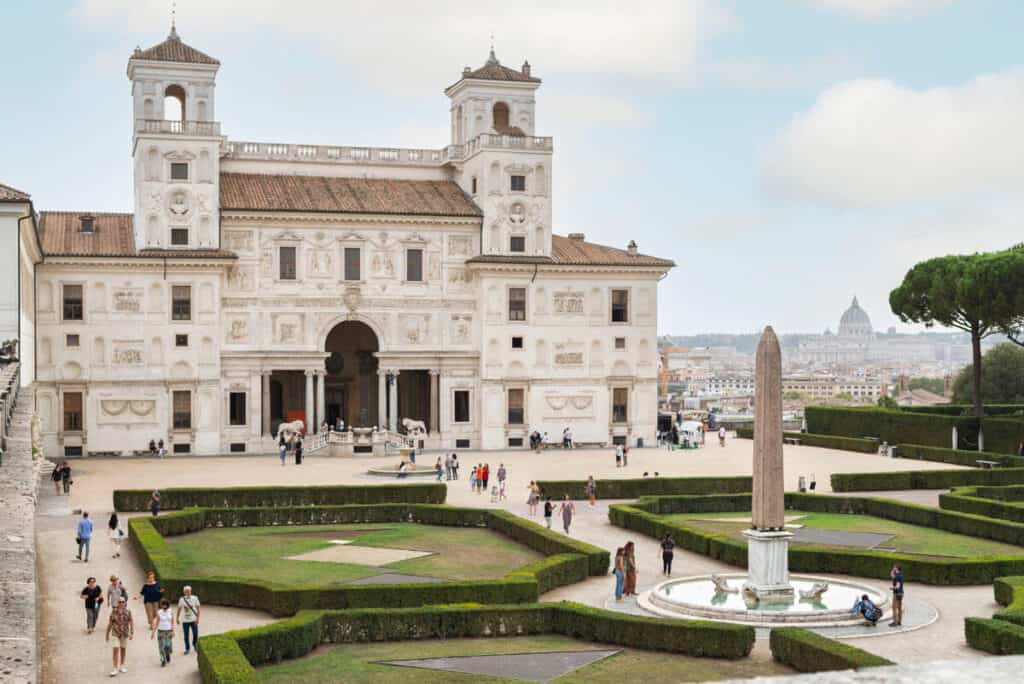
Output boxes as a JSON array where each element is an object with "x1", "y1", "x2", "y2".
[
  {"x1": 980, "y1": 417, "x2": 1024, "y2": 456},
  {"x1": 906, "y1": 404, "x2": 1024, "y2": 417},
  {"x1": 806, "y1": 405, "x2": 978, "y2": 449},
  {"x1": 965, "y1": 617, "x2": 1024, "y2": 654},
  {"x1": 735, "y1": 430, "x2": 878, "y2": 453},
  {"x1": 536, "y1": 476, "x2": 751, "y2": 500},
  {"x1": 769, "y1": 628, "x2": 893, "y2": 672},
  {"x1": 114, "y1": 483, "x2": 446, "y2": 512},
  {"x1": 831, "y1": 467, "x2": 1024, "y2": 492},
  {"x1": 940, "y1": 486, "x2": 1024, "y2": 524},
  {"x1": 994, "y1": 576, "x2": 1024, "y2": 626},
  {"x1": 896, "y1": 444, "x2": 1024, "y2": 468}
]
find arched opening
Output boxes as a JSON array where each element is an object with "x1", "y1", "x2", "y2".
[
  {"x1": 492, "y1": 102, "x2": 510, "y2": 131},
  {"x1": 164, "y1": 84, "x2": 186, "y2": 122},
  {"x1": 324, "y1": 320, "x2": 380, "y2": 428}
]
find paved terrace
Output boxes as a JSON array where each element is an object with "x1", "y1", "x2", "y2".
[{"x1": 36, "y1": 441, "x2": 989, "y2": 683}]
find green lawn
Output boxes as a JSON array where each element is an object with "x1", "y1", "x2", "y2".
[
  {"x1": 166, "y1": 523, "x2": 543, "y2": 587},
  {"x1": 665, "y1": 511, "x2": 1024, "y2": 558},
  {"x1": 257, "y1": 635, "x2": 793, "y2": 683}
]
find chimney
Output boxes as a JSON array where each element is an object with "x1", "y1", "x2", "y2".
[
  {"x1": 522, "y1": 60, "x2": 531, "y2": 78},
  {"x1": 568, "y1": 232, "x2": 585, "y2": 241},
  {"x1": 627, "y1": 240, "x2": 638, "y2": 256},
  {"x1": 462, "y1": 66, "x2": 471, "y2": 77}
]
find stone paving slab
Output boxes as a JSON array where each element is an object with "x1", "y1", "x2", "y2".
[
  {"x1": 789, "y1": 527, "x2": 894, "y2": 549},
  {"x1": 377, "y1": 649, "x2": 621, "y2": 681}
]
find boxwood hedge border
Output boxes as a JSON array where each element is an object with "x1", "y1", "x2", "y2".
[
  {"x1": 129, "y1": 503, "x2": 609, "y2": 616},
  {"x1": 940, "y1": 485, "x2": 1024, "y2": 523},
  {"x1": 769, "y1": 627, "x2": 893, "y2": 672},
  {"x1": 735, "y1": 429, "x2": 878, "y2": 453},
  {"x1": 197, "y1": 602, "x2": 757, "y2": 684},
  {"x1": 535, "y1": 475, "x2": 751, "y2": 500},
  {"x1": 965, "y1": 576, "x2": 1024, "y2": 654},
  {"x1": 608, "y1": 492, "x2": 1024, "y2": 585},
  {"x1": 114, "y1": 483, "x2": 446, "y2": 512},
  {"x1": 831, "y1": 467, "x2": 1024, "y2": 492}
]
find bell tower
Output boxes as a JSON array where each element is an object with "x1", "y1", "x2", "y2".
[
  {"x1": 127, "y1": 23, "x2": 222, "y2": 251},
  {"x1": 446, "y1": 48, "x2": 553, "y2": 257}
]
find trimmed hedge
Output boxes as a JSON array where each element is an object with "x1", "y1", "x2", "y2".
[
  {"x1": 735, "y1": 430, "x2": 879, "y2": 454},
  {"x1": 994, "y1": 575, "x2": 1024, "y2": 625},
  {"x1": 608, "y1": 492, "x2": 1024, "y2": 585},
  {"x1": 113, "y1": 483, "x2": 446, "y2": 511},
  {"x1": 199, "y1": 602, "x2": 757, "y2": 683},
  {"x1": 806, "y1": 405, "x2": 978, "y2": 449},
  {"x1": 130, "y1": 503, "x2": 609, "y2": 616},
  {"x1": 940, "y1": 486, "x2": 1024, "y2": 524},
  {"x1": 831, "y1": 467, "x2": 1024, "y2": 492},
  {"x1": 965, "y1": 575, "x2": 1024, "y2": 655},
  {"x1": 769, "y1": 628, "x2": 893, "y2": 672},
  {"x1": 535, "y1": 476, "x2": 752, "y2": 500},
  {"x1": 896, "y1": 444, "x2": 1024, "y2": 468},
  {"x1": 981, "y1": 417, "x2": 1024, "y2": 456},
  {"x1": 902, "y1": 404, "x2": 1024, "y2": 417}
]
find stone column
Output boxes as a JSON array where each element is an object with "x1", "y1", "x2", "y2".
[
  {"x1": 429, "y1": 369, "x2": 440, "y2": 434},
  {"x1": 260, "y1": 371, "x2": 271, "y2": 436},
  {"x1": 315, "y1": 370, "x2": 326, "y2": 433},
  {"x1": 304, "y1": 370, "x2": 315, "y2": 433},
  {"x1": 377, "y1": 369, "x2": 387, "y2": 430},
  {"x1": 388, "y1": 369, "x2": 399, "y2": 433}
]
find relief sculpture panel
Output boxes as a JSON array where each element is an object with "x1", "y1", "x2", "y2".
[
  {"x1": 112, "y1": 288, "x2": 143, "y2": 313},
  {"x1": 553, "y1": 290, "x2": 585, "y2": 315},
  {"x1": 112, "y1": 341, "x2": 145, "y2": 366}
]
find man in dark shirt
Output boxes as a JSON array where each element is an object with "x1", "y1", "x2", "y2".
[
  {"x1": 890, "y1": 565, "x2": 904, "y2": 627},
  {"x1": 80, "y1": 577, "x2": 103, "y2": 633}
]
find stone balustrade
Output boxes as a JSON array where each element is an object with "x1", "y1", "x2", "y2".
[{"x1": 135, "y1": 118, "x2": 222, "y2": 136}]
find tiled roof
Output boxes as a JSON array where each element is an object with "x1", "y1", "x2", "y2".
[
  {"x1": 0, "y1": 182, "x2": 31, "y2": 202},
  {"x1": 467, "y1": 234, "x2": 675, "y2": 268},
  {"x1": 219, "y1": 173, "x2": 482, "y2": 217},
  {"x1": 38, "y1": 212, "x2": 135, "y2": 257},
  {"x1": 132, "y1": 31, "x2": 219, "y2": 66},
  {"x1": 452, "y1": 50, "x2": 540, "y2": 87}
]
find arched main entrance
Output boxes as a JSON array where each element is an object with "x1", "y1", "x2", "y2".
[{"x1": 324, "y1": 321, "x2": 379, "y2": 428}]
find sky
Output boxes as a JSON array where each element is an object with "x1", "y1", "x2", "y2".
[{"x1": 3, "y1": 1, "x2": 1023, "y2": 336}]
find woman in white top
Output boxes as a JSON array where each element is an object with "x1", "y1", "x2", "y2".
[{"x1": 151, "y1": 599, "x2": 175, "y2": 666}]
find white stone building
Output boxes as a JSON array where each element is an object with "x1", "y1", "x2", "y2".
[{"x1": 10, "y1": 28, "x2": 673, "y2": 458}]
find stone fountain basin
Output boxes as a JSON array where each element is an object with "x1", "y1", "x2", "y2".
[{"x1": 639, "y1": 573, "x2": 889, "y2": 627}]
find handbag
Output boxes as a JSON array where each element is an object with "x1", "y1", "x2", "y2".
[{"x1": 75, "y1": 536, "x2": 81, "y2": 545}]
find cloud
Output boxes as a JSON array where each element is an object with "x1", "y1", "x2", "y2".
[
  {"x1": 702, "y1": 54, "x2": 863, "y2": 91},
  {"x1": 545, "y1": 93, "x2": 655, "y2": 128},
  {"x1": 807, "y1": 0, "x2": 952, "y2": 20},
  {"x1": 763, "y1": 68, "x2": 1024, "y2": 207}
]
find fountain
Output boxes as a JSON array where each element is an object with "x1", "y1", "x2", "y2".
[{"x1": 638, "y1": 327, "x2": 887, "y2": 626}]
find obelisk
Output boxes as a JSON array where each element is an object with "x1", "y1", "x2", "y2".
[{"x1": 743, "y1": 326, "x2": 794, "y2": 600}]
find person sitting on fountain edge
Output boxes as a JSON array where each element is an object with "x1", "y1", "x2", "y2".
[{"x1": 852, "y1": 594, "x2": 882, "y2": 626}]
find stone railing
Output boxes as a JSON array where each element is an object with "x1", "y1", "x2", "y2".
[
  {"x1": 463, "y1": 133, "x2": 552, "y2": 156},
  {"x1": 135, "y1": 119, "x2": 222, "y2": 136},
  {"x1": 0, "y1": 362, "x2": 21, "y2": 463}
]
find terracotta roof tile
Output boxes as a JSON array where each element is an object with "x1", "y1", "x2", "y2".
[
  {"x1": 132, "y1": 33, "x2": 219, "y2": 66},
  {"x1": 0, "y1": 182, "x2": 31, "y2": 202},
  {"x1": 464, "y1": 62, "x2": 540, "y2": 83},
  {"x1": 38, "y1": 212, "x2": 135, "y2": 257},
  {"x1": 467, "y1": 234, "x2": 675, "y2": 268},
  {"x1": 219, "y1": 172, "x2": 482, "y2": 217}
]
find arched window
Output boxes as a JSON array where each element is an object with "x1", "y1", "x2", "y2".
[
  {"x1": 164, "y1": 84, "x2": 186, "y2": 122},
  {"x1": 492, "y1": 102, "x2": 510, "y2": 131}
]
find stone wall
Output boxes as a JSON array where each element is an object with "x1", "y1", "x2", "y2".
[{"x1": 0, "y1": 377, "x2": 38, "y2": 683}]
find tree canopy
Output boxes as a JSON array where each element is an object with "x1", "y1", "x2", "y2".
[{"x1": 953, "y1": 343, "x2": 1024, "y2": 404}]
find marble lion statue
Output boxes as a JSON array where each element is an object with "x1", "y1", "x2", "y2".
[
  {"x1": 275, "y1": 419, "x2": 305, "y2": 443},
  {"x1": 711, "y1": 574, "x2": 738, "y2": 594},
  {"x1": 798, "y1": 582, "x2": 829, "y2": 600},
  {"x1": 402, "y1": 418, "x2": 427, "y2": 435}
]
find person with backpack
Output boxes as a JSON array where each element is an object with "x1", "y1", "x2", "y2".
[
  {"x1": 543, "y1": 497, "x2": 554, "y2": 529},
  {"x1": 852, "y1": 594, "x2": 882, "y2": 626},
  {"x1": 176, "y1": 586, "x2": 201, "y2": 655},
  {"x1": 51, "y1": 462, "x2": 62, "y2": 495}
]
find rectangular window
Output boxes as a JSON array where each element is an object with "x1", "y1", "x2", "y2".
[
  {"x1": 508, "y1": 388, "x2": 525, "y2": 425},
  {"x1": 173, "y1": 390, "x2": 192, "y2": 430},
  {"x1": 510, "y1": 235, "x2": 525, "y2": 253},
  {"x1": 611, "y1": 289, "x2": 629, "y2": 323},
  {"x1": 511, "y1": 336, "x2": 523, "y2": 349},
  {"x1": 229, "y1": 391, "x2": 246, "y2": 426},
  {"x1": 406, "y1": 249, "x2": 423, "y2": 281},
  {"x1": 343, "y1": 247, "x2": 361, "y2": 281},
  {"x1": 510, "y1": 175, "x2": 526, "y2": 192},
  {"x1": 170, "y1": 228, "x2": 189, "y2": 246},
  {"x1": 170, "y1": 162, "x2": 189, "y2": 180},
  {"x1": 615, "y1": 337, "x2": 626, "y2": 350},
  {"x1": 171, "y1": 285, "x2": 191, "y2": 321},
  {"x1": 66, "y1": 334, "x2": 80, "y2": 347},
  {"x1": 279, "y1": 246, "x2": 297, "y2": 280},
  {"x1": 471, "y1": 176, "x2": 478, "y2": 194},
  {"x1": 455, "y1": 438, "x2": 470, "y2": 449},
  {"x1": 79, "y1": 216, "x2": 95, "y2": 233},
  {"x1": 612, "y1": 387, "x2": 629, "y2": 424},
  {"x1": 63, "y1": 392, "x2": 83, "y2": 432},
  {"x1": 62, "y1": 284, "x2": 83, "y2": 321},
  {"x1": 229, "y1": 442, "x2": 246, "y2": 453},
  {"x1": 453, "y1": 390, "x2": 470, "y2": 423},
  {"x1": 508, "y1": 287, "x2": 526, "y2": 321},
  {"x1": 175, "y1": 334, "x2": 188, "y2": 347}
]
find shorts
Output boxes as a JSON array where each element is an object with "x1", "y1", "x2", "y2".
[
  {"x1": 113, "y1": 636, "x2": 129, "y2": 649},
  {"x1": 892, "y1": 594, "x2": 903, "y2": 605}
]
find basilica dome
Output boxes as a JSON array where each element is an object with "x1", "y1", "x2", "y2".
[{"x1": 838, "y1": 296, "x2": 872, "y2": 338}]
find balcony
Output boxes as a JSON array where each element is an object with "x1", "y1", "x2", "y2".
[
  {"x1": 463, "y1": 133, "x2": 553, "y2": 156},
  {"x1": 135, "y1": 119, "x2": 222, "y2": 136}
]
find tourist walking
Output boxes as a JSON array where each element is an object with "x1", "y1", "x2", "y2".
[
  {"x1": 139, "y1": 571, "x2": 164, "y2": 629},
  {"x1": 451, "y1": 454, "x2": 459, "y2": 479},
  {"x1": 81, "y1": 576, "x2": 103, "y2": 633},
  {"x1": 61, "y1": 461, "x2": 73, "y2": 495},
  {"x1": 718, "y1": 426, "x2": 727, "y2": 447},
  {"x1": 624, "y1": 541, "x2": 638, "y2": 596},
  {"x1": 107, "y1": 575, "x2": 127, "y2": 607},
  {"x1": 622, "y1": 446, "x2": 629, "y2": 467},
  {"x1": 109, "y1": 512, "x2": 123, "y2": 558},
  {"x1": 585, "y1": 476, "x2": 597, "y2": 508},
  {"x1": 149, "y1": 490, "x2": 161, "y2": 517},
  {"x1": 560, "y1": 495, "x2": 575, "y2": 535},
  {"x1": 889, "y1": 565, "x2": 904, "y2": 627},
  {"x1": 278, "y1": 436, "x2": 287, "y2": 466},
  {"x1": 615, "y1": 444, "x2": 623, "y2": 467},
  {"x1": 660, "y1": 533, "x2": 676, "y2": 575},
  {"x1": 148, "y1": 439, "x2": 157, "y2": 457},
  {"x1": 482, "y1": 463, "x2": 490, "y2": 492},
  {"x1": 105, "y1": 595, "x2": 134, "y2": 676},
  {"x1": 294, "y1": 437, "x2": 303, "y2": 465},
  {"x1": 613, "y1": 547, "x2": 626, "y2": 601},
  {"x1": 527, "y1": 481, "x2": 540, "y2": 516},
  {"x1": 435, "y1": 457, "x2": 443, "y2": 481},
  {"x1": 177, "y1": 586, "x2": 201, "y2": 654},
  {"x1": 543, "y1": 497, "x2": 554, "y2": 529},
  {"x1": 76, "y1": 511, "x2": 93, "y2": 562},
  {"x1": 51, "y1": 462, "x2": 62, "y2": 495},
  {"x1": 151, "y1": 599, "x2": 175, "y2": 666},
  {"x1": 397, "y1": 461, "x2": 408, "y2": 479},
  {"x1": 470, "y1": 465, "x2": 478, "y2": 492},
  {"x1": 444, "y1": 453, "x2": 453, "y2": 481},
  {"x1": 497, "y1": 463, "x2": 507, "y2": 500}
]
